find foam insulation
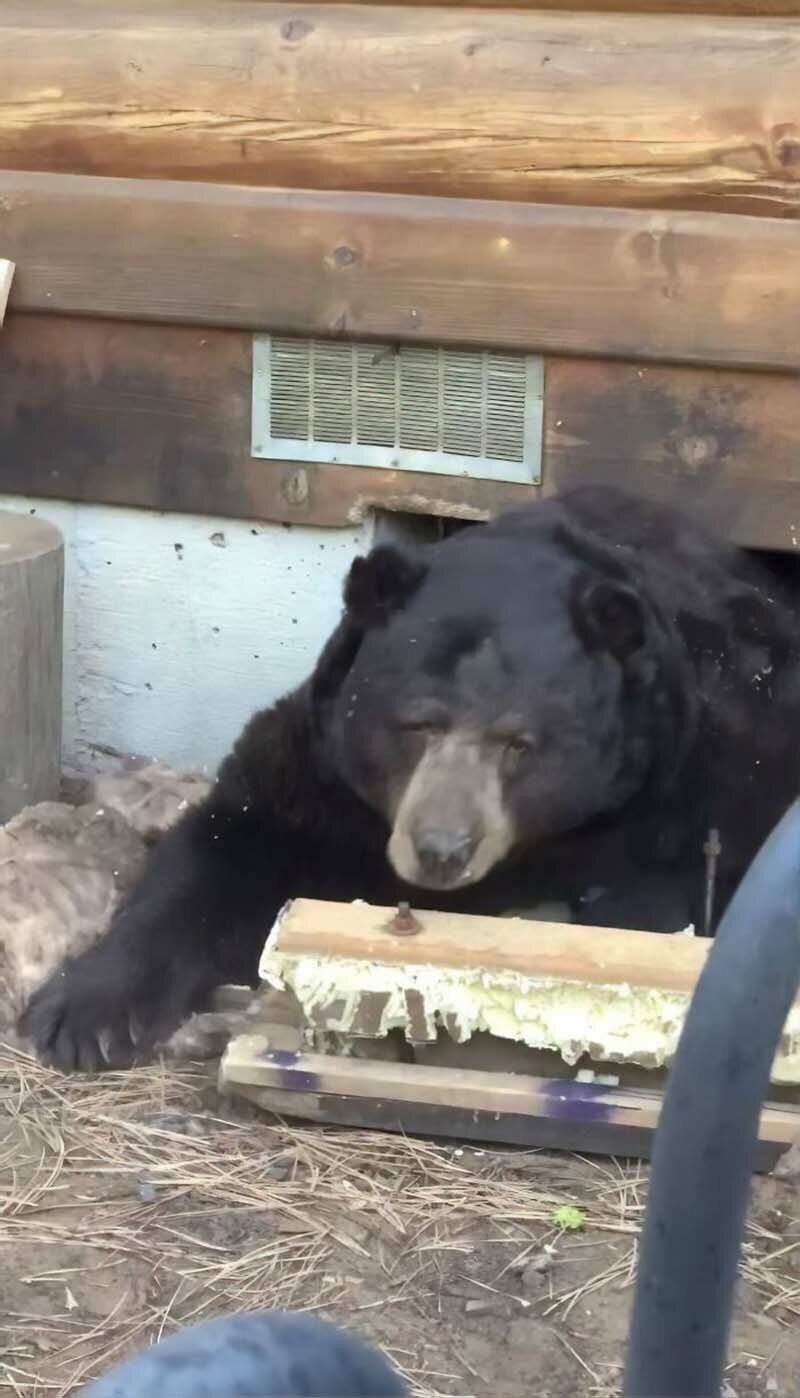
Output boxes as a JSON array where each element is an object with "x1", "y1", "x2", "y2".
[{"x1": 260, "y1": 923, "x2": 800, "y2": 1083}]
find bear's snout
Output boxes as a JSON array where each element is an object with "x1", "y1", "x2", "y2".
[
  {"x1": 411, "y1": 824, "x2": 478, "y2": 888},
  {"x1": 386, "y1": 731, "x2": 516, "y2": 889}
]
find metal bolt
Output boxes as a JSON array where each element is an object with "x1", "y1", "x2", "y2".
[
  {"x1": 387, "y1": 900, "x2": 421, "y2": 936},
  {"x1": 703, "y1": 827, "x2": 722, "y2": 937}
]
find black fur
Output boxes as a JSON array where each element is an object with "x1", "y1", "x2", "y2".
[{"x1": 20, "y1": 487, "x2": 800, "y2": 1071}]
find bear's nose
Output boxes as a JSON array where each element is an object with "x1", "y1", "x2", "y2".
[{"x1": 414, "y1": 827, "x2": 476, "y2": 885}]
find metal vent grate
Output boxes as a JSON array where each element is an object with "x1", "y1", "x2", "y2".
[{"x1": 252, "y1": 336, "x2": 543, "y2": 485}]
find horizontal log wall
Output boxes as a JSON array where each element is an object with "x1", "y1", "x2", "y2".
[
  {"x1": 1, "y1": 3, "x2": 799, "y2": 215},
  {"x1": 3, "y1": 172, "x2": 800, "y2": 372},
  {"x1": 2, "y1": 313, "x2": 799, "y2": 549},
  {"x1": 341, "y1": 1, "x2": 800, "y2": 9},
  {"x1": 2, "y1": 5, "x2": 799, "y2": 551},
  {"x1": 270, "y1": 0, "x2": 800, "y2": 10}
]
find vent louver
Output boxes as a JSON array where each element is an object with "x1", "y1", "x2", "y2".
[{"x1": 252, "y1": 336, "x2": 543, "y2": 486}]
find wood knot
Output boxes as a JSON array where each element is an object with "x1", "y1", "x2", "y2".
[
  {"x1": 775, "y1": 131, "x2": 800, "y2": 171},
  {"x1": 332, "y1": 245, "x2": 359, "y2": 269},
  {"x1": 282, "y1": 467, "x2": 309, "y2": 508},
  {"x1": 281, "y1": 17, "x2": 314, "y2": 42},
  {"x1": 678, "y1": 435, "x2": 718, "y2": 471}
]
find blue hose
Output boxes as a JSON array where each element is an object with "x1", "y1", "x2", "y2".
[
  {"x1": 624, "y1": 799, "x2": 800, "y2": 1398},
  {"x1": 84, "y1": 1311, "x2": 407, "y2": 1397}
]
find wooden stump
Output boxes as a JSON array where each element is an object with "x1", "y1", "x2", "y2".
[{"x1": 0, "y1": 511, "x2": 64, "y2": 823}]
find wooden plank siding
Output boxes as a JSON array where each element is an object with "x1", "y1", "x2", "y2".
[
  {"x1": 3, "y1": 312, "x2": 800, "y2": 547},
  {"x1": 0, "y1": 4, "x2": 799, "y2": 216},
  {"x1": 2, "y1": 8, "x2": 799, "y2": 549},
  {"x1": 257, "y1": 0, "x2": 800, "y2": 12},
  {"x1": 237, "y1": 0, "x2": 800, "y2": 11},
  {"x1": 220, "y1": 1050, "x2": 800, "y2": 1170},
  {"x1": 3, "y1": 173, "x2": 800, "y2": 374}
]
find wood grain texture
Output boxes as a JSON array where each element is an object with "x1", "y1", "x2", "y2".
[
  {"x1": 0, "y1": 495, "x2": 367, "y2": 775},
  {"x1": 4, "y1": 172, "x2": 800, "y2": 372},
  {"x1": 269, "y1": 898, "x2": 712, "y2": 993},
  {"x1": 0, "y1": 512, "x2": 63, "y2": 822},
  {"x1": 0, "y1": 314, "x2": 527, "y2": 528},
  {"x1": 543, "y1": 359, "x2": 800, "y2": 553},
  {"x1": 280, "y1": 0, "x2": 800, "y2": 11},
  {"x1": 1, "y1": 3, "x2": 799, "y2": 215},
  {"x1": 3, "y1": 313, "x2": 800, "y2": 548},
  {"x1": 221, "y1": 1047, "x2": 800, "y2": 1168},
  {"x1": 228, "y1": 1080, "x2": 661, "y2": 1159}
]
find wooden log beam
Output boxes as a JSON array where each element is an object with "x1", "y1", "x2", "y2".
[
  {"x1": 325, "y1": 0, "x2": 800, "y2": 10},
  {"x1": 0, "y1": 512, "x2": 64, "y2": 823},
  {"x1": 3, "y1": 172, "x2": 800, "y2": 372},
  {"x1": 1, "y1": 3, "x2": 799, "y2": 215},
  {"x1": 3, "y1": 314, "x2": 800, "y2": 550}
]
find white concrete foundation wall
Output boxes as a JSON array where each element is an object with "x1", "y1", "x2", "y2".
[{"x1": 0, "y1": 496, "x2": 370, "y2": 776}]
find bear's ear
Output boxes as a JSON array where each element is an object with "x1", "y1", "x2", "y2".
[
  {"x1": 308, "y1": 616, "x2": 365, "y2": 737},
  {"x1": 732, "y1": 587, "x2": 788, "y2": 640},
  {"x1": 344, "y1": 545, "x2": 428, "y2": 629},
  {"x1": 727, "y1": 586, "x2": 793, "y2": 661},
  {"x1": 570, "y1": 573, "x2": 647, "y2": 661}
]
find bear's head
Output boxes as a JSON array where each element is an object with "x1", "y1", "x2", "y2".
[{"x1": 312, "y1": 509, "x2": 692, "y2": 893}]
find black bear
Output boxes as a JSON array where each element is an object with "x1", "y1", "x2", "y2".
[{"x1": 21, "y1": 486, "x2": 800, "y2": 1072}]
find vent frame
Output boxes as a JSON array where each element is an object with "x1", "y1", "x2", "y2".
[{"x1": 252, "y1": 335, "x2": 543, "y2": 486}]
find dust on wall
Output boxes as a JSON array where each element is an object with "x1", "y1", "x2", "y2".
[{"x1": 0, "y1": 495, "x2": 369, "y2": 775}]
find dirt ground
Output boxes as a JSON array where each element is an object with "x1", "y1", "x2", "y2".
[
  {"x1": 2, "y1": 767, "x2": 800, "y2": 1395},
  {"x1": 2, "y1": 1045, "x2": 800, "y2": 1398}
]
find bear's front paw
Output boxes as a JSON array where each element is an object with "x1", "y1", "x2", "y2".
[{"x1": 19, "y1": 957, "x2": 167, "y2": 1073}]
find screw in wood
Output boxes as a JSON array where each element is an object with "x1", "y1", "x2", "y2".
[{"x1": 387, "y1": 900, "x2": 422, "y2": 936}]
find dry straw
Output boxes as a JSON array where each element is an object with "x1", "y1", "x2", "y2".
[{"x1": 1, "y1": 1043, "x2": 797, "y2": 1397}]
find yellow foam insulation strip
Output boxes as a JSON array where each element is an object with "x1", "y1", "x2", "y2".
[{"x1": 258, "y1": 900, "x2": 800, "y2": 1084}]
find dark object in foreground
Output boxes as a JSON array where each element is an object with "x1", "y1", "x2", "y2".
[
  {"x1": 624, "y1": 798, "x2": 800, "y2": 1398},
  {"x1": 83, "y1": 1310, "x2": 407, "y2": 1398}
]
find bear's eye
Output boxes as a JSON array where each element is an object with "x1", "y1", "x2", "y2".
[
  {"x1": 397, "y1": 705, "x2": 450, "y2": 737},
  {"x1": 400, "y1": 719, "x2": 445, "y2": 737},
  {"x1": 504, "y1": 735, "x2": 534, "y2": 759}
]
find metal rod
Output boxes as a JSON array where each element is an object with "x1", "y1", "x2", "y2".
[
  {"x1": 703, "y1": 826, "x2": 722, "y2": 936},
  {"x1": 624, "y1": 800, "x2": 800, "y2": 1398}
]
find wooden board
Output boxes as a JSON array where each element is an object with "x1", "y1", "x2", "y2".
[
  {"x1": 3, "y1": 314, "x2": 800, "y2": 548},
  {"x1": 4, "y1": 174, "x2": 800, "y2": 373},
  {"x1": 268, "y1": 897, "x2": 714, "y2": 994},
  {"x1": 1, "y1": 4, "x2": 798, "y2": 216},
  {"x1": 231, "y1": 1082, "x2": 661, "y2": 1160},
  {"x1": 220, "y1": 1045, "x2": 800, "y2": 1171}
]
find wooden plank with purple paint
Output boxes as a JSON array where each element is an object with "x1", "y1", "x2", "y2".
[{"x1": 219, "y1": 1042, "x2": 800, "y2": 1169}]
